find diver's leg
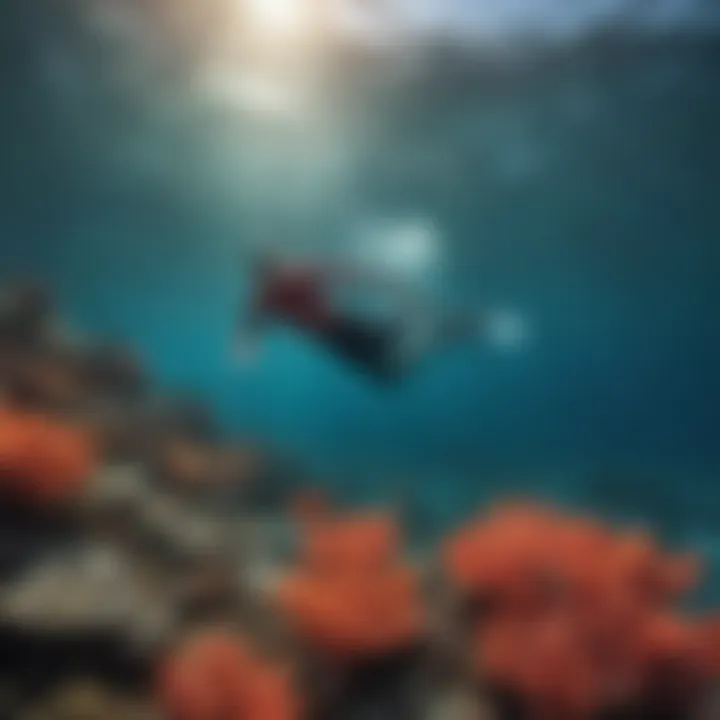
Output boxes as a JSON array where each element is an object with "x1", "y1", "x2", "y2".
[
  {"x1": 391, "y1": 311, "x2": 486, "y2": 375},
  {"x1": 317, "y1": 316, "x2": 405, "y2": 383},
  {"x1": 385, "y1": 277, "x2": 491, "y2": 372},
  {"x1": 393, "y1": 305, "x2": 530, "y2": 373},
  {"x1": 318, "y1": 308, "x2": 499, "y2": 383}
]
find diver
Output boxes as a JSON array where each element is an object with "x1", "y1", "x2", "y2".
[{"x1": 234, "y1": 249, "x2": 519, "y2": 384}]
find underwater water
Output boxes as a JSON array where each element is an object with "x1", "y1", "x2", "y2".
[{"x1": 1, "y1": 4, "x2": 719, "y2": 587}]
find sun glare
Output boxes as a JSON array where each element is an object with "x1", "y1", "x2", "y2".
[{"x1": 245, "y1": 0, "x2": 308, "y2": 38}]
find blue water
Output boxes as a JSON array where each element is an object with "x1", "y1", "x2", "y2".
[{"x1": 1, "y1": 5, "x2": 719, "y2": 585}]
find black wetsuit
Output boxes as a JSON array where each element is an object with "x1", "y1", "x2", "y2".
[{"x1": 255, "y1": 268, "x2": 401, "y2": 382}]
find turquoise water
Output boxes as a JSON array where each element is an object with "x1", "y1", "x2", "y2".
[{"x1": 1, "y1": 5, "x2": 719, "y2": 579}]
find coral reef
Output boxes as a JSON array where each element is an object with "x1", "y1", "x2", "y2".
[
  {"x1": 0, "y1": 408, "x2": 97, "y2": 507},
  {"x1": 0, "y1": 280, "x2": 718, "y2": 720},
  {"x1": 445, "y1": 502, "x2": 720, "y2": 719},
  {"x1": 159, "y1": 630, "x2": 301, "y2": 720},
  {"x1": 278, "y1": 510, "x2": 425, "y2": 661}
]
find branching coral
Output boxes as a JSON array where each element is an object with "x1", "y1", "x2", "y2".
[
  {"x1": 445, "y1": 502, "x2": 720, "y2": 719},
  {"x1": 277, "y1": 510, "x2": 426, "y2": 662},
  {"x1": 159, "y1": 630, "x2": 300, "y2": 720}
]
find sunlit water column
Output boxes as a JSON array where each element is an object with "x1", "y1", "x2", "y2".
[{"x1": 189, "y1": 0, "x2": 380, "y2": 254}]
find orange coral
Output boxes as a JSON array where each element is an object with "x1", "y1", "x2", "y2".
[
  {"x1": 304, "y1": 513, "x2": 400, "y2": 576},
  {"x1": 159, "y1": 631, "x2": 300, "y2": 720},
  {"x1": 482, "y1": 614, "x2": 600, "y2": 720},
  {"x1": 0, "y1": 407, "x2": 96, "y2": 505},
  {"x1": 277, "y1": 510, "x2": 424, "y2": 662},
  {"x1": 692, "y1": 616, "x2": 720, "y2": 679},
  {"x1": 445, "y1": 502, "x2": 720, "y2": 719}
]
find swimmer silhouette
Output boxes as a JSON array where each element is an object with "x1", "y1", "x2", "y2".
[{"x1": 235, "y1": 249, "x2": 501, "y2": 384}]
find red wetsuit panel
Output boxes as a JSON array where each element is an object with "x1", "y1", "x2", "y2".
[{"x1": 259, "y1": 269, "x2": 332, "y2": 332}]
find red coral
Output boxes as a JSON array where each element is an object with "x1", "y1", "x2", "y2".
[
  {"x1": 445, "y1": 502, "x2": 720, "y2": 718},
  {"x1": 0, "y1": 407, "x2": 96, "y2": 505},
  {"x1": 159, "y1": 631, "x2": 300, "y2": 720},
  {"x1": 304, "y1": 513, "x2": 400, "y2": 576},
  {"x1": 277, "y1": 510, "x2": 425, "y2": 662}
]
